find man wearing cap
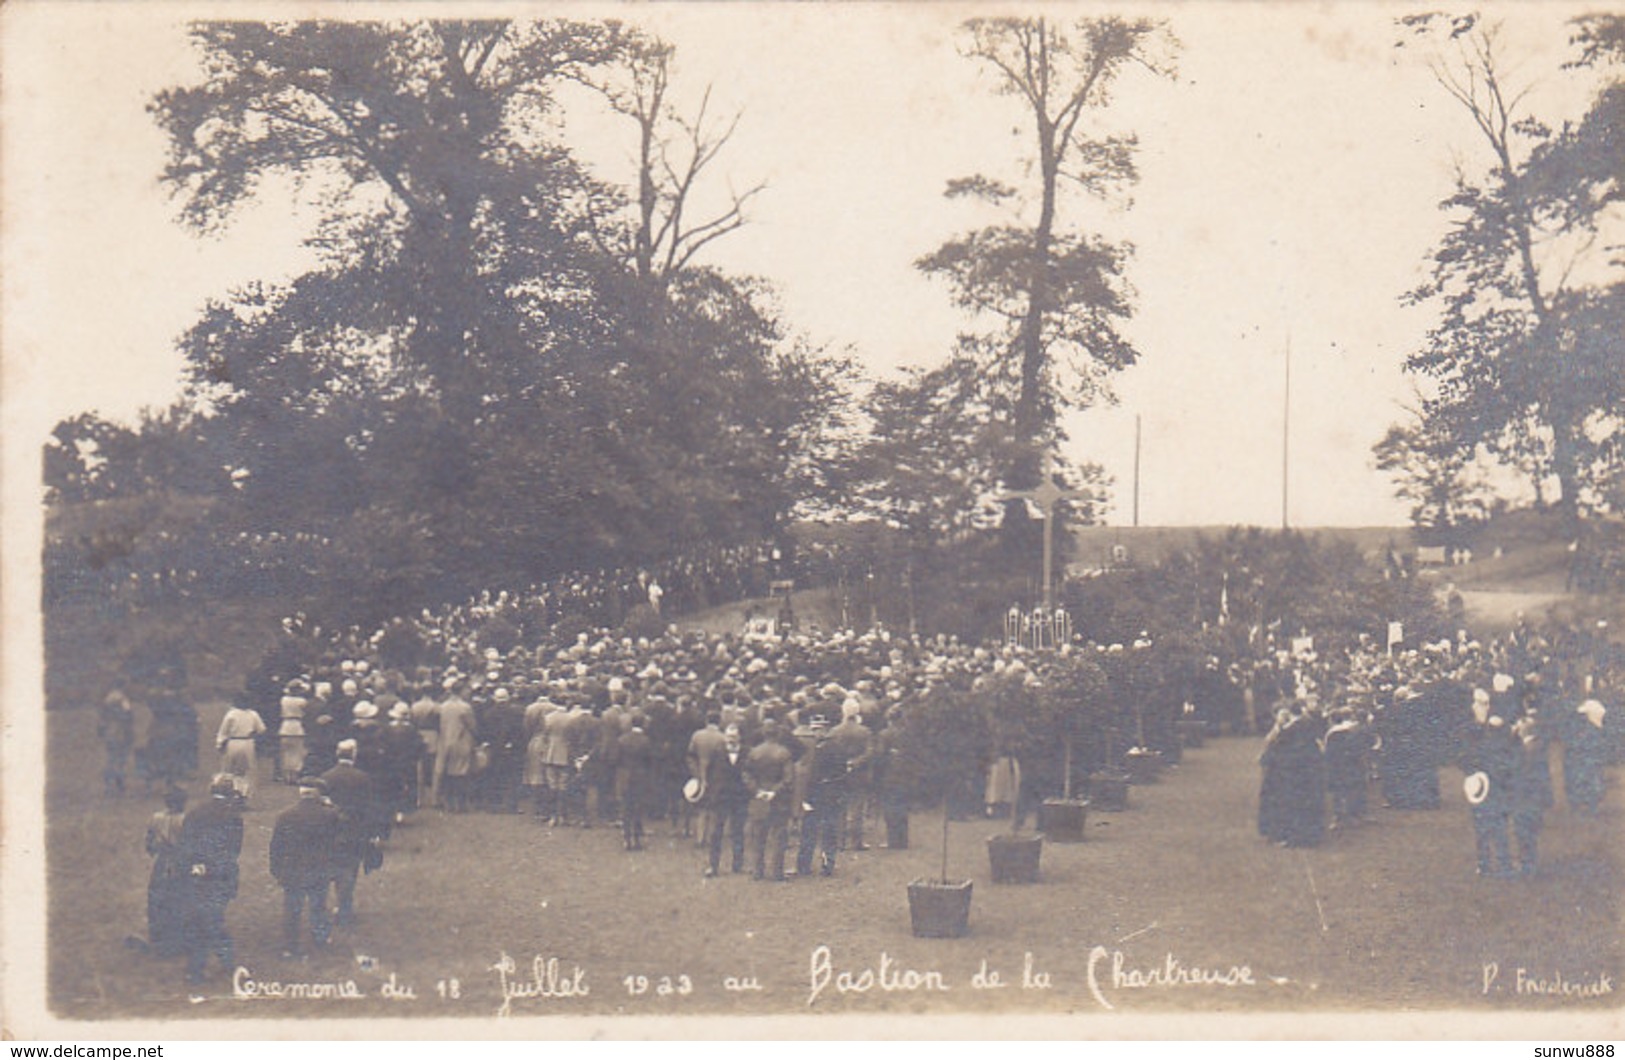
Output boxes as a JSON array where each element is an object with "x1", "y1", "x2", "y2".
[
  {"x1": 795, "y1": 714, "x2": 853, "y2": 877},
  {"x1": 270, "y1": 777, "x2": 340, "y2": 957},
  {"x1": 178, "y1": 775, "x2": 244, "y2": 992},
  {"x1": 322, "y1": 740, "x2": 380, "y2": 927}
]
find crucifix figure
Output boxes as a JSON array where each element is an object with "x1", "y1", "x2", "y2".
[{"x1": 997, "y1": 452, "x2": 1088, "y2": 611}]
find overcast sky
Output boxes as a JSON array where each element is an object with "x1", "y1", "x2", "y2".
[{"x1": 2, "y1": 1, "x2": 1612, "y2": 526}]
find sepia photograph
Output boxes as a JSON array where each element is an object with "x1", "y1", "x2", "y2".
[{"x1": 2, "y1": 0, "x2": 1623, "y2": 1040}]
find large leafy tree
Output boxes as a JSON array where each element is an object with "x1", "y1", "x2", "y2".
[
  {"x1": 1399, "y1": 14, "x2": 1625, "y2": 535},
  {"x1": 152, "y1": 20, "x2": 629, "y2": 420},
  {"x1": 138, "y1": 20, "x2": 844, "y2": 609},
  {"x1": 917, "y1": 17, "x2": 1174, "y2": 470}
]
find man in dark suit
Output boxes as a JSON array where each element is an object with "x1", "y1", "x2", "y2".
[
  {"x1": 616, "y1": 714, "x2": 654, "y2": 851},
  {"x1": 270, "y1": 776, "x2": 340, "y2": 957},
  {"x1": 688, "y1": 713, "x2": 728, "y2": 850},
  {"x1": 180, "y1": 774, "x2": 244, "y2": 993},
  {"x1": 703, "y1": 725, "x2": 750, "y2": 877},
  {"x1": 321, "y1": 739, "x2": 380, "y2": 927}
]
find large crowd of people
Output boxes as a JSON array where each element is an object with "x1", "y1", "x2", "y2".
[{"x1": 102, "y1": 557, "x2": 1622, "y2": 997}]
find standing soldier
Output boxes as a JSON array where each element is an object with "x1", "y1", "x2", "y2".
[
  {"x1": 830, "y1": 699, "x2": 875, "y2": 851},
  {"x1": 744, "y1": 719, "x2": 795, "y2": 882},
  {"x1": 179, "y1": 775, "x2": 244, "y2": 997},
  {"x1": 797, "y1": 716, "x2": 851, "y2": 877},
  {"x1": 270, "y1": 777, "x2": 340, "y2": 958}
]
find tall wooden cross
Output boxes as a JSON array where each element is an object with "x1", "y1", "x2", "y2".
[{"x1": 998, "y1": 453, "x2": 1089, "y2": 611}]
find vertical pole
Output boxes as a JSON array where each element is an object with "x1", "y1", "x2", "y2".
[
  {"x1": 1282, "y1": 333, "x2": 1291, "y2": 531},
  {"x1": 1133, "y1": 414, "x2": 1142, "y2": 529},
  {"x1": 1041, "y1": 506, "x2": 1054, "y2": 612}
]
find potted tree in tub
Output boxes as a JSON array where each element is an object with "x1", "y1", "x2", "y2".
[
  {"x1": 984, "y1": 665, "x2": 1044, "y2": 882},
  {"x1": 1088, "y1": 643, "x2": 1135, "y2": 810},
  {"x1": 1120, "y1": 635, "x2": 1164, "y2": 783},
  {"x1": 1036, "y1": 649, "x2": 1106, "y2": 842},
  {"x1": 897, "y1": 676, "x2": 979, "y2": 937}
]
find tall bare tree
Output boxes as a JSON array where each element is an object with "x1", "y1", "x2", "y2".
[{"x1": 918, "y1": 17, "x2": 1174, "y2": 465}]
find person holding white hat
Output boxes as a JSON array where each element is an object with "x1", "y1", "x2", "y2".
[{"x1": 1461, "y1": 708, "x2": 1518, "y2": 878}]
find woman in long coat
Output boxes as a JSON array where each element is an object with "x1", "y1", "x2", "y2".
[
  {"x1": 1257, "y1": 708, "x2": 1293, "y2": 841},
  {"x1": 1277, "y1": 707, "x2": 1327, "y2": 847},
  {"x1": 142, "y1": 787, "x2": 189, "y2": 957},
  {"x1": 436, "y1": 681, "x2": 478, "y2": 812},
  {"x1": 278, "y1": 682, "x2": 308, "y2": 782}
]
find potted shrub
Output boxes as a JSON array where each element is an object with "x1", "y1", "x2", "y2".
[
  {"x1": 1088, "y1": 644, "x2": 1138, "y2": 810},
  {"x1": 1123, "y1": 745, "x2": 1164, "y2": 784},
  {"x1": 982, "y1": 667, "x2": 1044, "y2": 882},
  {"x1": 897, "y1": 680, "x2": 977, "y2": 937},
  {"x1": 1034, "y1": 651, "x2": 1105, "y2": 842},
  {"x1": 1177, "y1": 703, "x2": 1207, "y2": 749}
]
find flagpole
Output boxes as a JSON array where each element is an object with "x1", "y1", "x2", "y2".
[
  {"x1": 1282, "y1": 332, "x2": 1292, "y2": 531},
  {"x1": 1133, "y1": 413, "x2": 1142, "y2": 529}
]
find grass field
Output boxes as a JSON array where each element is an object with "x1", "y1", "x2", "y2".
[
  {"x1": 33, "y1": 513, "x2": 1624, "y2": 1028},
  {"x1": 43, "y1": 699, "x2": 1620, "y2": 1023}
]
